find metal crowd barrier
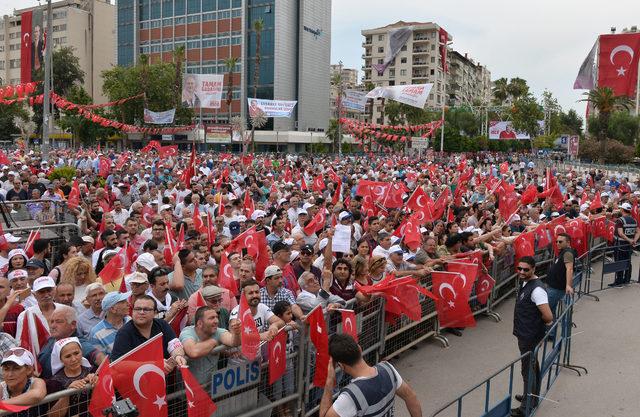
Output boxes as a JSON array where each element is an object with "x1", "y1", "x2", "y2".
[
  {"x1": 1, "y1": 198, "x2": 77, "y2": 225},
  {"x1": 0, "y1": 232, "x2": 611, "y2": 417}
]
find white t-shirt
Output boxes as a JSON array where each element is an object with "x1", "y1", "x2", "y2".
[
  {"x1": 230, "y1": 302, "x2": 274, "y2": 333},
  {"x1": 521, "y1": 280, "x2": 549, "y2": 306},
  {"x1": 372, "y1": 245, "x2": 390, "y2": 259},
  {"x1": 332, "y1": 363, "x2": 403, "y2": 417}
]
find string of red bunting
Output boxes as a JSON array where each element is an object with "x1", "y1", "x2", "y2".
[
  {"x1": 51, "y1": 92, "x2": 145, "y2": 109},
  {"x1": 339, "y1": 118, "x2": 443, "y2": 137},
  {"x1": 0, "y1": 82, "x2": 39, "y2": 100}
]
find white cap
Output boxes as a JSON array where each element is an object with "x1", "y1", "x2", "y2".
[
  {"x1": 33, "y1": 276, "x2": 56, "y2": 292},
  {"x1": 7, "y1": 269, "x2": 27, "y2": 281},
  {"x1": 251, "y1": 210, "x2": 267, "y2": 221},
  {"x1": 621, "y1": 202, "x2": 632, "y2": 211},
  {"x1": 298, "y1": 209, "x2": 308, "y2": 215},
  {"x1": 278, "y1": 198, "x2": 288, "y2": 205},
  {"x1": 420, "y1": 227, "x2": 428, "y2": 234},
  {"x1": 510, "y1": 214, "x2": 521, "y2": 222},
  {"x1": 601, "y1": 192, "x2": 610, "y2": 197},
  {"x1": 236, "y1": 215, "x2": 247, "y2": 222},
  {"x1": 8, "y1": 248, "x2": 26, "y2": 260},
  {"x1": 3, "y1": 233, "x2": 20, "y2": 243},
  {"x1": 264, "y1": 265, "x2": 283, "y2": 278},
  {"x1": 302, "y1": 202, "x2": 314, "y2": 210},
  {"x1": 540, "y1": 214, "x2": 547, "y2": 220},
  {"x1": 580, "y1": 203, "x2": 590, "y2": 212},
  {"x1": 126, "y1": 272, "x2": 149, "y2": 284},
  {"x1": 551, "y1": 212, "x2": 560, "y2": 217},
  {"x1": 389, "y1": 245, "x2": 404, "y2": 255},
  {"x1": 318, "y1": 238, "x2": 329, "y2": 251},
  {"x1": 391, "y1": 236, "x2": 400, "y2": 244},
  {"x1": 160, "y1": 204, "x2": 172, "y2": 211},
  {"x1": 338, "y1": 211, "x2": 352, "y2": 221},
  {"x1": 135, "y1": 252, "x2": 158, "y2": 271},
  {"x1": 1, "y1": 348, "x2": 35, "y2": 367}
]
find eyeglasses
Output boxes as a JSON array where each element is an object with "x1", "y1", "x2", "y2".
[
  {"x1": 205, "y1": 297, "x2": 222, "y2": 304},
  {"x1": 516, "y1": 267, "x2": 531, "y2": 272},
  {"x1": 2, "y1": 348, "x2": 28, "y2": 359},
  {"x1": 132, "y1": 307, "x2": 155, "y2": 313}
]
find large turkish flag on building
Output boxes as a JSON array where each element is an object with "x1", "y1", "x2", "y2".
[
  {"x1": 20, "y1": 11, "x2": 32, "y2": 84},
  {"x1": 598, "y1": 33, "x2": 640, "y2": 96}
]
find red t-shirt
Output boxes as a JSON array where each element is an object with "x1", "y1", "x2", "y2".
[{"x1": 3, "y1": 303, "x2": 25, "y2": 337}]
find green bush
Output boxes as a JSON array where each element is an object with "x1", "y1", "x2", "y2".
[
  {"x1": 579, "y1": 138, "x2": 634, "y2": 164},
  {"x1": 48, "y1": 166, "x2": 77, "y2": 181}
]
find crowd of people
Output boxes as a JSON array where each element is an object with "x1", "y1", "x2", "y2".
[{"x1": 0, "y1": 147, "x2": 636, "y2": 417}]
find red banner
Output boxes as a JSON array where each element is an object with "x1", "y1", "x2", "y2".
[{"x1": 20, "y1": 11, "x2": 32, "y2": 84}]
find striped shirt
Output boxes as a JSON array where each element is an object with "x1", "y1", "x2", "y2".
[{"x1": 88, "y1": 317, "x2": 130, "y2": 356}]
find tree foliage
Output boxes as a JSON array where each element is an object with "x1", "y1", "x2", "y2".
[
  {"x1": 579, "y1": 138, "x2": 635, "y2": 163},
  {"x1": 511, "y1": 95, "x2": 544, "y2": 141},
  {"x1": 587, "y1": 111, "x2": 640, "y2": 146},
  {"x1": 0, "y1": 104, "x2": 29, "y2": 141},
  {"x1": 57, "y1": 85, "x2": 114, "y2": 146}
]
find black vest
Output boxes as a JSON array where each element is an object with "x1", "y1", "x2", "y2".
[
  {"x1": 546, "y1": 247, "x2": 575, "y2": 290},
  {"x1": 513, "y1": 279, "x2": 546, "y2": 343},
  {"x1": 615, "y1": 215, "x2": 637, "y2": 244}
]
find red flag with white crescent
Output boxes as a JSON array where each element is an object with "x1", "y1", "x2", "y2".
[
  {"x1": 597, "y1": 33, "x2": 640, "y2": 96},
  {"x1": 180, "y1": 366, "x2": 217, "y2": 417},
  {"x1": 268, "y1": 329, "x2": 287, "y2": 385},
  {"x1": 89, "y1": 358, "x2": 115, "y2": 417},
  {"x1": 217, "y1": 252, "x2": 238, "y2": 296},
  {"x1": 239, "y1": 292, "x2": 260, "y2": 361},
  {"x1": 340, "y1": 310, "x2": 358, "y2": 342},
  {"x1": 431, "y1": 271, "x2": 476, "y2": 328},
  {"x1": 306, "y1": 306, "x2": 329, "y2": 387},
  {"x1": 475, "y1": 271, "x2": 495, "y2": 305}
]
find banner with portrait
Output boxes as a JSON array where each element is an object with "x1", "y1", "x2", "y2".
[
  {"x1": 143, "y1": 108, "x2": 176, "y2": 124},
  {"x1": 247, "y1": 98, "x2": 297, "y2": 118},
  {"x1": 20, "y1": 9, "x2": 44, "y2": 83},
  {"x1": 181, "y1": 74, "x2": 224, "y2": 109},
  {"x1": 488, "y1": 121, "x2": 545, "y2": 140}
]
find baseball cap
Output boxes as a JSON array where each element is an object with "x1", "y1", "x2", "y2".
[
  {"x1": 136, "y1": 253, "x2": 158, "y2": 271},
  {"x1": 229, "y1": 221, "x2": 241, "y2": 237},
  {"x1": 420, "y1": 227, "x2": 429, "y2": 234},
  {"x1": 236, "y1": 215, "x2": 247, "y2": 223},
  {"x1": 160, "y1": 204, "x2": 172, "y2": 211},
  {"x1": 126, "y1": 272, "x2": 149, "y2": 284},
  {"x1": 338, "y1": 211, "x2": 352, "y2": 221},
  {"x1": 81, "y1": 236, "x2": 95, "y2": 245},
  {"x1": 3, "y1": 233, "x2": 20, "y2": 243},
  {"x1": 1, "y1": 348, "x2": 35, "y2": 367},
  {"x1": 26, "y1": 259, "x2": 46, "y2": 270},
  {"x1": 201, "y1": 285, "x2": 225, "y2": 298},
  {"x1": 251, "y1": 210, "x2": 267, "y2": 221},
  {"x1": 264, "y1": 265, "x2": 283, "y2": 278},
  {"x1": 102, "y1": 291, "x2": 129, "y2": 311},
  {"x1": 318, "y1": 238, "x2": 329, "y2": 251},
  {"x1": 621, "y1": 202, "x2": 632, "y2": 211},
  {"x1": 7, "y1": 269, "x2": 27, "y2": 281},
  {"x1": 389, "y1": 245, "x2": 404, "y2": 255},
  {"x1": 272, "y1": 241, "x2": 290, "y2": 254},
  {"x1": 300, "y1": 244, "x2": 314, "y2": 254},
  {"x1": 33, "y1": 276, "x2": 56, "y2": 292},
  {"x1": 302, "y1": 202, "x2": 314, "y2": 210}
]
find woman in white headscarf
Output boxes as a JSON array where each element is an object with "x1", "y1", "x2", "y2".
[{"x1": 47, "y1": 337, "x2": 96, "y2": 417}]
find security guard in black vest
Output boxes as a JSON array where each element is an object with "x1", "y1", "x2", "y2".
[
  {"x1": 321, "y1": 334, "x2": 423, "y2": 417},
  {"x1": 511, "y1": 256, "x2": 553, "y2": 417},
  {"x1": 611, "y1": 202, "x2": 640, "y2": 286}
]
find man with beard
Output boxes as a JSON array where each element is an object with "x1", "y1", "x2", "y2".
[
  {"x1": 93, "y1": 230, "x2": 118, "y2": 273},
  {"x1": 229, "y1": 280, "x2": 284, "y2": 342},
  {"x1": 148, "y1": 267, "x2": 187, "y2": 322}
]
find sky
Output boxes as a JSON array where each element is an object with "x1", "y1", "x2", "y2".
[{"x1": 1, "y1": 0, "x2": 639, "y2": 118}]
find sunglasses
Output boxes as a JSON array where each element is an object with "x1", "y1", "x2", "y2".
[
  {"x1": 556, "y1": 240, "x2": 565, "y2": 243},
  {"x1": 133, "y1": 307, "x2": 155, "y2": 313},
  {"x1": 516, "y1": 267, "x2": 531, "y2": 272},
  {"x1": 2, "y1": 348, "x2": 28, "y2": 359}
]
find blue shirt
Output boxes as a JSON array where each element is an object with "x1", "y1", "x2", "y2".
[
  {"x1": 88, "y1": 317, "x2": 130, "y2": 356},
  {"x1": 110, "y1": 318, "x2": 177, "y2": 361}
]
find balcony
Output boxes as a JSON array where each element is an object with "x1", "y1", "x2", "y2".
[
  {"x1": 413, "y1": 34, "x2": 429, "y2": 43},
  {"x1": 413, "y1": 47, "x2": 428, "y2": 54},
  {"x1": 412, "y1": 72, "x2": 428, "y2": 79},
  {"x1": 413, "y1": 60, "x2": 428, "y2": 66}
]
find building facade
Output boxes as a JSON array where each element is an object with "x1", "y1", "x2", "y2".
[
  {"x1": 118, "y1": 0, "x2": 331, "y2": 132},
  {"x1": 329, "y1": 64, "x2": 367, "y2": 121},
  {"x1": 1, "y1": 0, "x2": 116, "y2": 103},
  {"x1": 447, "y1": 50, "x2": 492, "y2": 108}
]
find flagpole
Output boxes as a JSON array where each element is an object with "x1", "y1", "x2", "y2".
[{"x1": 42, "y1": 0, "x2": 53, "y2": 158}]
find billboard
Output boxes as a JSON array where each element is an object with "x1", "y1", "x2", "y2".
[
  {"x1": 488, "y1": 121, "x2": 545, "y2": 140},
  {"x1": 366, "y1": 84, "x2": 433, "y2": 109},
  {"x1": 205, "y1": 124, "x2": 232, "y2": 143},
  {"x1": 247, "y1": 98, "x2": 297, "y2": 118},
  {"x1": 20, "y1": 9, "x2": 44, "y2": 83},
  {"x1": 181, "y1": 74, "x2": 224, "y2": 109},
  {"x1": 342, "y1": 90, "x2": 368, "y2": 113},
  {"x1": 144, "y1": 108, "x2": 175, "y2": 124},
  {"x1": 568, "y1": 135, "x2": 579, "y2": 156}
]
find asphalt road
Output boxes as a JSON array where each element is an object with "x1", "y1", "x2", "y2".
[{"x1": 391, "y1": 254, "x2": 640, "y2": 417}]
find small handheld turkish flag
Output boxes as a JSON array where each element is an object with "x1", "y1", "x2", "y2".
[
  {"x1": 24, "y1": 229, "x2": 41, "y2": 258},
  {"x1": 239, "y1": 292, "x2": 260, "y2": 361},
  {"x1": 268, "y1": 329, "x2": 287, "y2": 385},
  {"x1": 514, "y1": 231, "x2": 535, "y2": 263},
  {"x1": 475, "y1": 271, "x2": 495, "y2": 305},
  {"x1": 180, "y1": 366, "x2": 217, "y2": 417},
  {"x1": 432, "y1": 271, "x2": 476, "y2": 329},
  {"x1": 89, "y1": 358, "x2": 115, "y2": 417},
  {"x1": 67, "y1": 180, "x2": 81, "y2": 209},
  {"x1": 306, "y1": 306, "x2": 329, "y2": 387},
  {"x1": 340, "y1": 310, "x2": 358, "y2": 342},
  {"x1": 218, "y1": 252, "x2": 238, "y2": 296}
]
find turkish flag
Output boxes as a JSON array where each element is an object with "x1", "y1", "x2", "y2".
[
  {"x1": 24, "y1": 229, "x2": 41, "y2": 258},
  {"x1": 284, "y1": 167, "x2": 292, "y2": 183},
  {"x1": 500, "y1": 161, "x2": 509, "y2": 174},
  {"x1": 217, "y1": 252, "x2": 238, "y2": 296},
  {"x1": 254, "y1": 230, "x2": 271, "y2": 282},
  {"x1": 0, "y1": 402, "x2": 29, "y2": 412},
  {"x1": 402, "y1": 216, "x2": 422, "y2": 251},
  {"x1": 369, "y1": 182, "x2": 392, "y2": 203},
  {"x1": 243, "y1": 190, "x2": 255, "y2": 219},
  {"x1": 98, "y1": 246, "x2": 126, "y2": 285},
  {"x1": 175, "y1": 224, "x2": 185, "y2": 250},
  {"x1": 565, "y1": 219, "x2": 587, "y2": 256},
  {"x1": 475, "y1": 271, "x2": 495, "y2": 305},
  {"x1": 306, "y1": 306, "x2": 329, "y2": 387},
  {"x1": 158, "y1": 145, "x2": 178, "y2": 158},
  {"x1": 18, "y1": 310, "x2": 49, "y2": 374},
  {"x1": 453, "y1": 182, "x2": 467, "y2": 206},
  {"x1": 607, "y1": 220, "x2": 616, "y2": 243},
  {"x1": 89, "y1": 358, "x2": 115, "y2": 417},
  {"x1": 549, "y1": 220, "x2": 568, "y2": 256},
  {"x1": 110, "y1": 334, "x2": 167, "y2": 417},
  {"x1": 20, "y1": 11, "x2": 32, "y2": 84},
  {"x1": 406, "y1": 186, "x2": 433, "y2": 213},
  {"x1": 227, "y1": 226, "x2": 259, "y2": 257},
  {"x1": 499, "y1": 191, "x2": 520, "y2": 222},
  {"x1": 268, "y1": 329, "x2": 287, "y2": 385},
  {"x1": 0, "y1": 150, "x2": 11, "y2": 166},
  {"x1": 590, "y1": 192, "x2": 603, "y2": 211},
  {"x1": 431, "y1": 187, "x2": 451, "y2": 220},
  {"x1": 598, "y1": 33, "x2": 640, "y2": 96},
  {"x1": 355, "y1": 180, "x2": 386, "y2": 197},
  {"x1": 313, "y1": 175, "x2": 326, "y2": 192},
  {"x1": 535, "y1": 224, "x2": 551, "y2": 248},
  {"x1": 206, "y1": 214, "x2": 216, "y2": 248},
  {"x1": 514, "y1": 231, "x2": 535, "y2": 262},
  {"x1": 168, "y1": 306, "x2": 189, "y2": 336},
  {"x1": 242, "y1": 155, "x2": 254, "y2": 166},
  {"x1": 432, "y1": 271, "x2": 476, "y2": 328},
  {"x1": 98, "y1": 156, "x2": 111, "y2": 178},
  {"x1": 445, "y1": 261, "x2": 478, "y2": 293},
  {"x1": 382, "y1": 182, "x2": 405, "y2": 208},
  {"x1": 633, "y1": 202, "x2": 640, "y2": 224},
  {"x1": 180, "y1": 366, "x2": 217, "y2": 417},
  {"x1": 520, "y1": 184, "x2": 539, "y2": 206},
  {"x1": 67, "y1": 180, "x2": 81, "y2": 209},
  {"x1": 340, "y1": 310, "x2": 358, "y2": 342},
  {"x1": 332, "y1": 179, "x2": 342, "y2": 205},
  {"x1": 591, "y1": 216, "x2": 608, "y2": 239},
  {"x1": 392, "y1": 281, "x2": 422, "y2": 321},
  {"x1": 239, "y1": 292, "x2": 260, "y2": 361},
  {"x1": 192, "y1": 206, "x2": 207, "y2": 234},
  {"x1": 304, "y1": 209, "x2": 326, "y2": 236}
]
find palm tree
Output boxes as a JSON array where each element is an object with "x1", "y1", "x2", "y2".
[
  {"x1": 507, "y1": 77, "x2": 529, "y2": 100},
  {"x1": 250, "y1": 18, "x2": 264, "y2": 154},
  {"x1": 224, "y1": 56, "x2": 239, "y2": 142},
  {"x1": 580, "y1": 87, "x2": 633, "y2": 162},
  {"x1": 492, "y1": 77, "x2": 509, "y2": 105},
  {"x1": 325, "y1": 119, "x2": 339, "y2": 154}
]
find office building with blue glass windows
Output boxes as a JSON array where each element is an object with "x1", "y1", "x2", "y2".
[{"x1": 117, "y1": 0, "x2": 331, "y2": 133}]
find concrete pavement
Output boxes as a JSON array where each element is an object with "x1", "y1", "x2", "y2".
[{"x1": 391, "y1": 255, "x2": 640, "y2": 417}]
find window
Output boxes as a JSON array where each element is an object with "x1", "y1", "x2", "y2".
[
  {"x1": 431, "y1": 44, "x2": 436, "y2": 50},
  {"x1": 150, "y1": 20, "x2": 161, "y2": 28},
  {"x1": 188, "y1": 0, "x2": 200, "y2": 14},
  {"x1": 187, "y1": 15, "x2": 200, "y2": 23},
  {"x1": 401, "y1": 45, "x2": 407, "y2": 51},
  {"x1": 378, "y1": 47, "x2": 384, "y2": 53},
  {"x1": 219, "y1": 10, "x2": 231, "y2": 19},
  {"x1": 9, "y1": 44, "x2": 19, "y2": 51},
  {"x1": 377, "y1": 59, "x2": 383, "y2": 64},
  {"x1": 163, "y1": 18, "x2": 173, "y2": 25},
  {"x1": 0, "y1": 35, "x2": 4, "y2": 41},
  {"x1": 202, "y1": 38, "x2": 216, "y2": 47},
  {"x1": 187, "y1": 40, "x2": 200, "y2": 49},
  {"x1": 175, "y1": 16, "x2": 186, "y2": 24},
  {"x1": 53, "y1": 37, "x2": 67, "y2": 45},
  {"x1": 0, "y1": 61, "x2": 4, "y2": 70},
  {"x1": 389, "y1": 81, "x2": 395, "y2": 86},
  {"x1": 400, "y1": 57, "x2": 407, "y2": 64},
  {"x1": 400, "y1": 81, "x2": 406, "y2": 85},
  {"x1": 232, "y1": 9, "x2": 241, "y2": 17},
  {"x1": 430, "y1": 69, "x2": 435, "y2": 75},
  {"x1": 400, "y1": 69, "x2": 407, "y2": 76},
  {"x1": 9, "y1": 59, "x2": 20, "y2": 69},
  {"x1": 53, "y1": 11, "x2": 67, "y2": 19},
  {"x1": 53, "y1": 24, "x2": 67, "y2": 32},
  {"x1": 203, "y1": 12, "x2": 215, "y2": 21},
  {"x1": 0, "y1": 46, "x2": 3, "y2": 52},
  {"x1": 9, "y1": 32, "x2": 19, "y2": 39},
  {"x1": 378, "y1": 34, "x2": 384, "y2": 41},
  {"x1": 431, "y1": 56, "x2": 435, "y2": 63},
  {"x1": 389, "y1": 69, "x2": 395, "y2": 78}
]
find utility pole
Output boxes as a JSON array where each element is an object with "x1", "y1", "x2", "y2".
[
  {"x1": 42, "y1": 0, "x2": 53, "y2": 158},
  {"x1": 337, "y1": 60, "x2": 344, "y2": 156}
]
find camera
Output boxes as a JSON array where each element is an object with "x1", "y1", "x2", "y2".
[{"x1": 103, "y1": 399, "x2": 139, "y2": 417}]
